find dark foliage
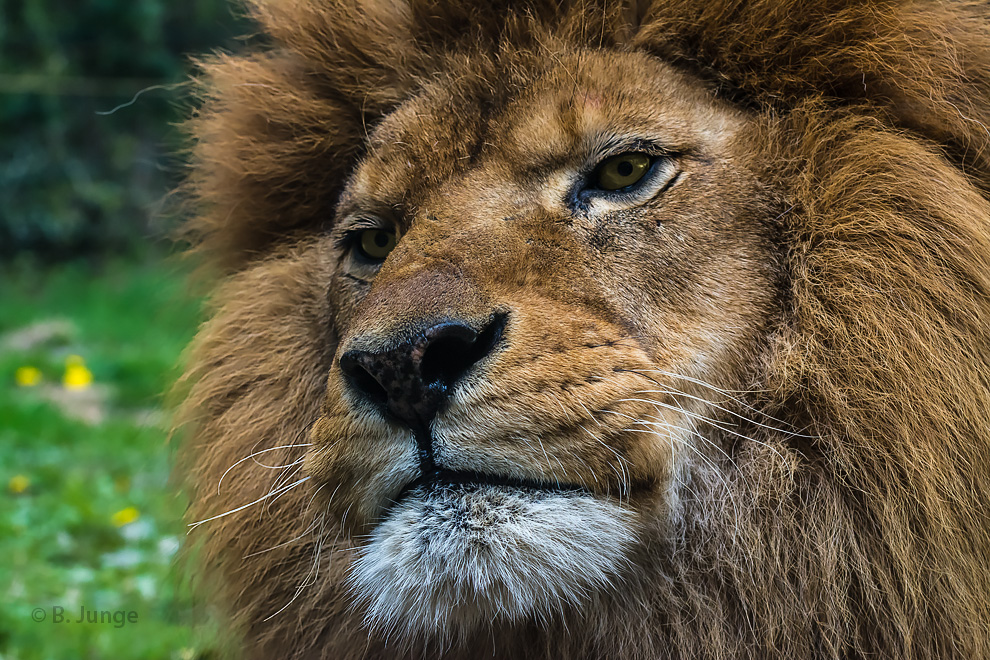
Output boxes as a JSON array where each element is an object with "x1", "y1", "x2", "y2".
[{"x1": 0, "y1": 0, "x2": 248, "y2": 260}]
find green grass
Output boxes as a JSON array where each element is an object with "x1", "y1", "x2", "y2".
[{"x1": 0, "y1": 257, "x2": 221, "y2": 660}]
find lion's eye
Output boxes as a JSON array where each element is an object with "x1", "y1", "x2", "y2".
[
  {"x1": 358, "y1": 229, "x2": 396, "y2": 260},
  {"x1": 593, "y1": 153, "x2": 652, "y2": 191}
]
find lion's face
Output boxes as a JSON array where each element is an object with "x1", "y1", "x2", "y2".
[
  {"x1": 304, "y1": 50, "x2": 777, "y2": 635},
  {"x1": 180, "y1": 2, "x2": 990, "y2": 657}
]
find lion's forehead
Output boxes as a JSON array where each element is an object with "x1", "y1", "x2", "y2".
[{"x1": 348, "y1": 50, "x2": 747, "y2": 211}]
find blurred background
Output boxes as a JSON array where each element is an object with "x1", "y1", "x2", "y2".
[{"x1": 1, "y1": 1, "x2": 250, "y2": 657}]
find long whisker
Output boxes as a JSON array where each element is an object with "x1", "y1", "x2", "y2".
[
  {"x1": 577, "y1": 401, "x2": 603, "y2": 427},
  {"x1": 265, "y1": 464, "x2": 306, "y2": 514},
  {"x1": 637, "y1": 411, "x2": 740, "y2": 474},
  {"x1": 636, "y1": 382, "x2": 816, "y2": 440},
  {"x1": 188, "y1": 476, "x2": 311, "y2": 530},
  {"x1": 533, "y1": 434, "x2": 560, "y2": 487},
  {"x1": 619, "y1": 394, "x2": 744, "y2": 538},
  {"x1": 263, "y1": 512, "x2": 338, "y2": 621},
  {"x1": 622, "y1": 368, "x2": 816, "y2": 437},
  {"x1": 218, "y1": 443, "x2": 313, "y2": 495},
  {"x1": 547, "y1": 390, "x2": 575, "y2": 424},
  {"x1": 624, "y1": 425, "x2": 743, "y2": 543},
  {"x1": 628, "y1": 390, "x2": 747, "y2": 539},
  {"x1": 571, "y1": 453, "x2": 600, "y2": 487},
  {"x1": 615, "y1": 397, "x2": 723, "y2": 426},
  {"x1": 604, "y1": 406, "x2": 681, "y2": 472},
  {"x1": 626, "y1": 393, "x2": 792, "y2": 473},
  {"x1": 577, "y1": 423, "x2": 630, "y2": 503},
  {"x1": 244, "y1": 505, "x2": 323, "y2": 559}
]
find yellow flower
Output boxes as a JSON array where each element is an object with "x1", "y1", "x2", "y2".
[
  {"x1": 15, "y1": 366, "x2": 42, "y2": 387},
  {"x1": 63, "y1": 355, "x2": 93, "y2": 390},
  {"x1": 8, "y1": 474, "x2": 30, "y2": 494},
  {"x1": 111, "y1": 506, "x2": 140, "y2": 527}
]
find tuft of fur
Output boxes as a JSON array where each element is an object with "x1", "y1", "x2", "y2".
[
  {"x1": 349, "y1": 486, "x2": 635, "y2": 642},
  {"x1": 175, "y1": 1, "x2": 990, "y2": 659}
]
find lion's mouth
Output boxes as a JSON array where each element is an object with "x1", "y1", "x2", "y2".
[{"x1": 393, "y1": 468, "x2": 589, "y2": 505}]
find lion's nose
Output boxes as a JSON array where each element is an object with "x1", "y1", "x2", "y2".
[{"x1": 338, "y1": 315, "x2": 506, "y2": 429}]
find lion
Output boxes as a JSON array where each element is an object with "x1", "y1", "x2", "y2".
[{"x1": 174, "y1": 1, "x2": 990, "y2": 658}]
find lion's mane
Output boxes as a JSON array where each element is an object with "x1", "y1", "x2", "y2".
[{"x1": 176, "y1": 1, "x2": 990, "y2": 658}]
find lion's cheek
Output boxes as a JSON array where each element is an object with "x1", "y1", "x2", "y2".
[{"x1": 306, "y1": 415, "x2": 418, "y2": 531}]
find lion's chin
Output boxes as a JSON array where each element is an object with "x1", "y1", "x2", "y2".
[{"x1": 347, "y1": 481, "x2": 636, "y2": 639}]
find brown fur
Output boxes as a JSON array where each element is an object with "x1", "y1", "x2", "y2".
[{"x1": 175, "y1": 1, "x2": 990, "y2": 658}]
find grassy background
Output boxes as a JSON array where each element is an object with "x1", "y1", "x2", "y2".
[
  {"x1": 0, "y1": 258, "x2": 221, "y2": 659},
  {"x1": 2, "y1": 2, "x2": 252, "y2": 656}
]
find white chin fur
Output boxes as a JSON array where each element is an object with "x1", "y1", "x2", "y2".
[{"x1": 348, "y1": 484, "x2": 635, "y2": 640}]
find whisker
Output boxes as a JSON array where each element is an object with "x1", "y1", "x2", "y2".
[
  {"x1": 635, "y1": 382, "x2": 816, "y2": 439},
  {"x1": 265, "y1": 464, "x2": 306, "y2": 514},
  {"x1": 571, "y1": 454, "x2": 600, "y2": 487},
  {"x1": 698, "y1": 418, "x2": 793, "y2": 474},
  {"x1": 636, "y1": 412, "x2": 734, "y2": 466},
  {"x1": 622, "y1": 368, "x2": 816, "y2": 438},
  {"x1": 244, "y1": 508, "x2": 322, "y2": 559},
  {"x1": 263, "y1": 514, "x2": 338, "y2": 621},
  {"x1": 577, "y1": 423, "x2": 630, "y2": 503},
  {"x1": 547, "y1": 390, "x2": 575, "y2": 424},
  {"x1": 533, "y1": 434, "x2": 560, "y2": 488},
  {"x1": 217, "y1": 443, "x2": 313, "y2": 495},
  {"x1": 577, "y1": 401, "x2": 603, "y2": 427},
  {"x1": 615, "y1": 397, "x2": 723, "y2": 426},
  {"x1": 628, "y1": 391, "x2": 746, "y2": 537},
  {"x1": 627, "y1": 425, "x2": 743, "y2": 542},
  {"x1": 188, "y1": 476, "x2": 311, "y2": 530},
  {"x1": 251, "y1": 456, "x2": 305, "y2": 470},
  {"x1": 628, "y1": 393, "x2": 791, "y2": 473}
]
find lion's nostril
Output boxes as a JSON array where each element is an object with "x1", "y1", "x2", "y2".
[
  {"x1": 419, "y1": 333, "x2": 473, "y2": 386},
  {"x1": 420, "y1": 315, "x2": 505, "y2": 387},
  {"x1": 339, "y1": 352, "x2": 389, "y2": 407},
  {"x1": 339, "y1": 313, "x2": 507, "y2": 428}
]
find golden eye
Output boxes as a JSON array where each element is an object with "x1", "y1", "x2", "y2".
[
  {"x1": 358, "y1": 229, "x2": 396, "y2": 260},
  {"x1": 595, "y1": 152, "x2": 652, "y2": 191}
]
